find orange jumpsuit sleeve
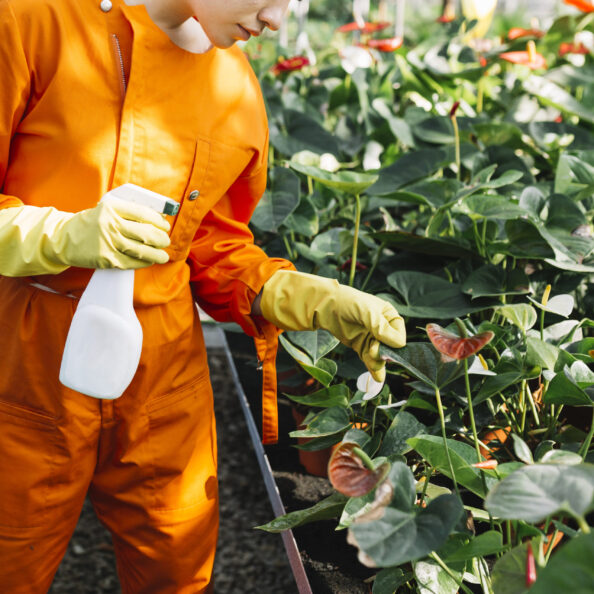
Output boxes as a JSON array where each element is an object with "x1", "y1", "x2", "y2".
[
  {"x1": 188, "y1": 151, "x2": 295, "y2": 444},
  {"x1": 0, "y1": 0, "x2": 30, "y2": 210}
]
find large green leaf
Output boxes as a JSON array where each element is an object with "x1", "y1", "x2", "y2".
[
  {"x1": 381, "y1": 343, "x2": 462, "y2": 390},
  {"x1": 349, "y1": 462, "x2": 464, "y2": 567},
  {"x1": 378, "y1": 411, "x2": 427, "y2": 457},
  {"x1": 284, "y1": 384, "x2": 350, "y2": 409},
  {"x1": 283, "y1": 194, "x2": 319, "y2": 237},
  {"x1": 284, "y1": 329, "x2": 340, "y2": 364},
  {"x1": 462, "y1": 265, "x2": 530, "y2": 299},
  {"x1": 251, "y1": 167, "x2": 300, "y2": 232},
  {"x1": 485, "y1": 463, "x2": 594, "y2": 522},
  {"x1": 279, "y1": 335, "x2": 337, "y2": 386},
  {"x1": 371, "y1": 231, "x2": 476, "y2": 259},
  {"x1": 529, "y1": 531, "x2": 594, "y2": 593},
  {"x1": 445, "y1": 530, "x2": 506, "y2": 562},
  {"x1": 289, "y1": 406, "x2": 352, "y2": 439},
  {"x1": 369, "y1": 149, "x2": 448, "y2": 195},
  {"x1": 386, "y1": 271, "x2": 498, "y2": 319},
  {"x1": 289, "y1": 162, "x2": 378, "y2": 195},
  {"x1": 544, "y1": 366, "x2": 594, "y2": 406},
  {"x1": 462, "y1": 195, "x2": 531, "y2": 220},
  {"x1": 372, "y1": 568, "x2": 412, "y2": 594},
  {"x1": 408, "y1": 435, "x2": 496, "y2": 497},
  {"x1": 414, "y1": 559, "x2": 460, "y2": 594},
  {"x1": 255, "y1": 492, "x2": 348, "y2": 533},
  {"x1": 270, "y1": 108, "x2": 340, "y2": 156}
]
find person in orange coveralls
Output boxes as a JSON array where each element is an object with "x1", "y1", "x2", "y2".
[{"x1": 0, "y1": 0, "x2": 406, "y2": 592}]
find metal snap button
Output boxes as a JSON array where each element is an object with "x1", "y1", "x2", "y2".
[
  {"x1": 188, "y1": 190, "x2": 200, "y2": 201},
  {"x1": 100, "y1": 0, "x2": 112, "y2": 12}
]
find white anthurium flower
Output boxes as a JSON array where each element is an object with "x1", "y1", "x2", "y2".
[
  {"x1": 357, "y1": 371, "x2": 384, "y2": 401},
  {"x1": 296, "y1": 31, "x2": 317, "y2": 66},
  {"x1": 319, "y1": 153, "x2": 341, "y2": 172},
  {"x1": 528, "y1": 294, "x2": 575, "y2": 318},
  {"x1": 377, "y1": 400, "x2": 407, "y2": 410},
  {"x1": 575, "y1": 30, "x2": 594, "y2": 51},
  {"x1": 339, "y1": 45, "x2": 373, "y2": 74},
  {"x1": 291, "y1": 150, "x2": 322, "y2": 167},
  {"x1": 467, "y1": 356, "x2": 496, "y2": 376},
  {"x1": 363, "y1": 141, "x2": 383, "y2": 171}
]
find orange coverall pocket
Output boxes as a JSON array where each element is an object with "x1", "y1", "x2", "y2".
[
  {"x1": 144, "y1": 372, "x2": 218, "y2": 518},
  {"x1": 0, "y1": 399, "x2": 59, "y2": 529}
]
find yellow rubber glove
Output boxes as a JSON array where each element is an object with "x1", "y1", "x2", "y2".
[
  {"x1": 260, "y1": 270, "x2": 406, "y2": 383},
  {"x1": 0, "y1": 199, "x2": 171, "y2": 277}
]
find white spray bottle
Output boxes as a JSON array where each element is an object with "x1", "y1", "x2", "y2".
[{"x1": 59, "y1": 184, "x2": 179, "y2": 399}]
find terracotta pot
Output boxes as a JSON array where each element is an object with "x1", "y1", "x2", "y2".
[{"x1": 291, "y1": 407, "x2": 333, "y2": 477}]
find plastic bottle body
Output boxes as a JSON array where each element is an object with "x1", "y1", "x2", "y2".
[{"x1": 59, "y1": 269, "x2": 143, "y2": 399}]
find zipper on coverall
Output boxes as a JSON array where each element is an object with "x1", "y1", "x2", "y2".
[{"x1": 111, "y1": 34, "x2": 128, "y2": 98}]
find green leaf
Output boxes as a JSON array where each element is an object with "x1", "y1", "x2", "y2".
[
  {"x1": 289, "y1": 406, "x2": 352, "y2": 439},
  {"x1": 528, "y1": 532, "x2": 594, "y2": 593},
  {"x1": 408, "y1": 435, "x2": 496, "y2": 497},
  {"x1": 371, "y1": 231, "x2": 476, "y2": 259},
  {"x1": 511, "y1": 434, "x2": 534, "y2": 465},
  {"x1": 255, "y1": 492, "x2": 348, "y2": 533},
  {"x1": 349, "y1": 488, "x2": 464, "y2": 568},
  {"x1": 369, "y1": 149, "x2": 448, "y2": 195},
  {"x1": 485, "y1": 463, "x2": 594, "y2": 523},
  {"x1": 284, "y1": 384, "x2": 350, "y2": 409},
  {"x1": 378, "y1": 411, "x2": 427, "y2": 457},
  {"x1": 372, "y1": 568, "x2": 412, "y2": 594},
  {"x1": 526, "y1": 337, "x2": 562, "y2": 372},
  {"x1": 492, "y1": 541, "x2": 533, "y2": 594},
  {"x1": 386, "y1": 271, "x2": 498, "y2": 319},
  {"x1": 279, "y1": 335, "x2": 337, "y2": 386},
  {"x1": 462, "y1": 195, "x2": 531, "y2": 220},
  {"x1": 498, "y1": 304, "x2": 538, "y2": 333},
  {"x1": 251, "y1": 167, "x2": 300, "y2": 232},
  {"x1": 414, "y1": 559, "x2": 460, "y2": 594},
  {"x1": 475, "y1": 371, "x2": 524, "y2": 404},
  {"x1": 289, "y1": 162, "x2": 378, "y2": 195},
  {"x1": 445, "y1": 530, "x2": 506, "y2": 562},
  {"x1": 462, "y1": 265, "x2": 530, "y2": 299},
  {"x1": 284, "y1": 329, "x2": 340, "y2": 364},
  {"x1": 544, "y1": 367, "x2": 593, "y2": 406},
  {"x1": 381, "y1": 343, "x2": 461, "y2": 390},
  {"x1": 524, "y1": 75, "x2": 594, "y2": 124},
  {"x1": 283, "y1": 194, "x2": 319, "y2": 237}
]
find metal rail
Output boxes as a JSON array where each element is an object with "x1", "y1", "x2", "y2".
[{"x1": 221, "y1": 334, "x2": 313, "y2": 594}]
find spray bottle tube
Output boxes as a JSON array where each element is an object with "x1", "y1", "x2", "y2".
[{"x1": 59, "y1": 184, "x2": 179, "y2": 399}]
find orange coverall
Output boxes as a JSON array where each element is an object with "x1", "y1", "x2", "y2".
[{"x1": 0, "y1": 0, "x2": 292, "y2": 591}]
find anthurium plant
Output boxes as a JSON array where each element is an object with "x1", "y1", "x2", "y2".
[{"x1": 249, "y1": 3, "x2": 594, "y2": 592}]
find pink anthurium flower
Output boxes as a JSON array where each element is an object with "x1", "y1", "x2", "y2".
[
  {"x1": 559, "y1": 41, "x2": 590, "y2": 56},
  {"x1": 367, "y1": 36, "x2": 403, "y2": 52},
  {"x1": 426, "y1": 323, "x2": 494, "y2": 361},
  {"x1": 328, "y1": 441, "x2": 390, "y2": 497},
  {"x1": 336, "y1": 21, "x2": 390, "y2": 34},
  {"x1": 507, "y1": 27, "x2": 545, "y2": 40},
  {"x1": 499, "y1": 40, "x2": 547, "y2": 69},
  {"x1": 270, "y1": 55, "x2": 310, "y2": 76}
]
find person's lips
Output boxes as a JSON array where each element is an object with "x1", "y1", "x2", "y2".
[{"x1": 236, "y1": 24, "x2": 252, "y2": 40}]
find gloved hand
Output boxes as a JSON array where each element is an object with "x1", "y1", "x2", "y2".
[
  {"x1": 260, "y1": 270, "x2": 406, "y2": 383},
  {"x1": 0, "y1": 198, "x2": 171, "y2": 277}
]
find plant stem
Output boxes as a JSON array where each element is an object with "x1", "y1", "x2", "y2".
[
  {"x1": 352, "y1": 446, "x2": 375, "y2": 471},
  {"x1": 452, "y1": 115, "x2": 461, "y2": 181},
  {"x1": 348, "y1": 193, "x2": 362, "y2": 287},
  {"x1": 464, "y1": 359, "x2": 490, "y2": 499},
  {"x1": 361, "y1": 241, "x2": 385, "y2": 292},
  {"x1": 307, "y1": 175, "x2": 314, "y2": 196},
  {"x1": 434, "y1": 386, "x2": 461, "y2": 497},
  {"x1": 573, "y1": 513, "x2": 591, "y2": 535},
  {"x1": 429, "y1": 553, "x2": 474, "y2": 594},
  {"x1": 578, "y1": 407, "x2": 594, "y2": 460},
  {"x1": 526, "y1": 382, "x2": 540, "y2": 427},
  {"x1": 282, "y1": 234, "x2": 296, "y2": 260}
]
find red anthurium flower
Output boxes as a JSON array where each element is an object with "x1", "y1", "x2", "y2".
[
  {"x1": 472, "y1": 459, "x2": 499, "y2": 469},
  {"x1": 328, "y1": 442, "x2": 390, "y2": 497},
  {"x1": 564, "y1": 0, "x2": 594, "y2": 12},
  {"x1": 426, "y1": 323, "x2": 494, "y2": 360},
  {"x1": 270, "y1": 56, "x2": 310, "y2": 76},
  {"x1": 337, "y1": 21, "x2": 390, "y2": 34},
  {"x1": 526, "y1": 542, "x2": 537, "y2": 586},
  {"x1": 367, "y1": 37, "x2": 403, "y2": 52},
  {"x1": 499, "y1": 40, "x2": 547, "y2": 69},
  {"x1": 559, "y1": 41, "x2": 590, "y2": 56},
  {"x1": 508, "y1": 27, "x2": 545, "y2": 40}
]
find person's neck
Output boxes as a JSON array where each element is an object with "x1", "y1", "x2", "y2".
[{"x1": 129, "y1": 0, "x2": 213, "y2": 54}]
